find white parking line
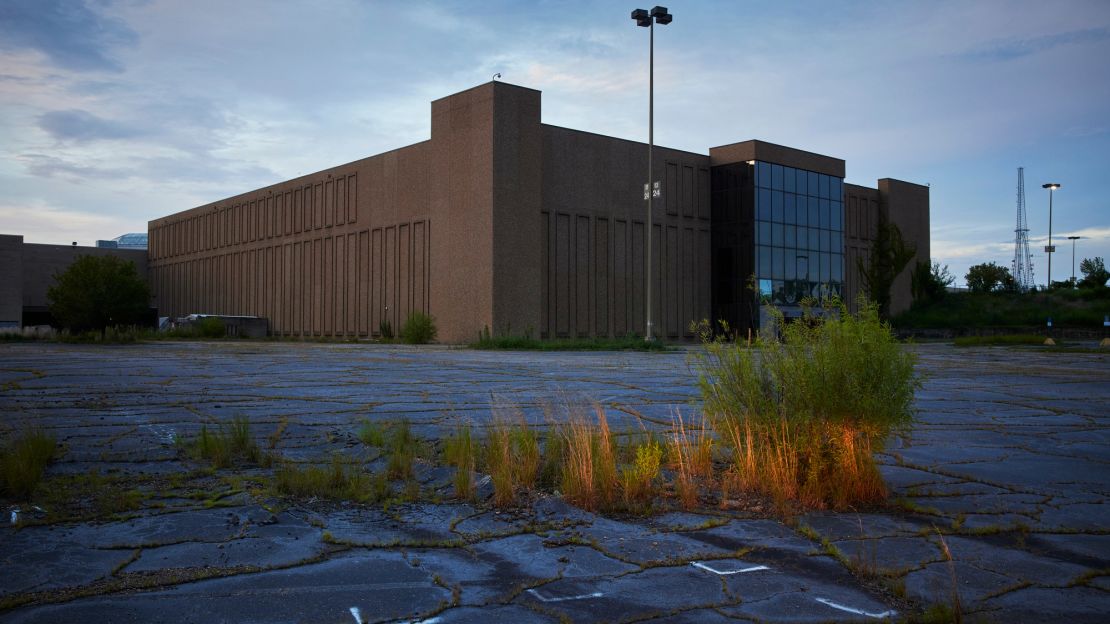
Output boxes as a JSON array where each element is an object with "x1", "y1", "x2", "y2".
[
  {"x1": 348, "y1": 606, "x2": 362, "y2": 624},
  {"x1": 691, "y1": 561, "x2": 770, "y2": 575},
  {"x1": 526, "y1": 588, "x2": 604, "y2": 602},
  {"x1": 815, "y1": 597, "x2": 896, "y2": 619}
]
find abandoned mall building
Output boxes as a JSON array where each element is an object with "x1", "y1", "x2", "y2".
[{"x1": 8, "y1": 81, "x2": 931, "y2": 342}]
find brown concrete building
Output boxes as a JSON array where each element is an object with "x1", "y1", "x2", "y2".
[
  {"x1": 0, "y1": 234, "x2": 149, "y2": 328},
  {"x1": 147, "y1": 81, "x2": 929, "y2": 342}
]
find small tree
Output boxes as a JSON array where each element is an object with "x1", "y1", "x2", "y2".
[
  {"x1": 1079, "y1": 257, "x2": 1109, "y2": 289},
  {"x1": 910, "y1": 260, "x2": 954, "y2": 305},
  {"x1": 857, "y1": 220, "x2": 916, "y2": 318},
  {"x1": 965, "y1": 262, "x2": 1014, "y2": 293},
  {"x1": 47, "y1": 255, "x2": 150, "y2": 334}
]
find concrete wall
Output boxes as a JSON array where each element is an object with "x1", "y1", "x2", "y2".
[
  {"x1": 843, "y1": 180, "x2": 930, "y2": 315},
  {"x1": 0, "y1": 234, "x2": 23, "y2": 326},
  {"x1": 540, "y1": 127, "x2": 712, "y2": 339}
]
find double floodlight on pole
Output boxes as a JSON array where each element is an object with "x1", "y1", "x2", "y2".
[
  {"x1": 631, "y1": 5, "x2": 672, "y2": 342},
  {"x1": 1042, "y1": 183, "x2": 1061, "y2": 288}
]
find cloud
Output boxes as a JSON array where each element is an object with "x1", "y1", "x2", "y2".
[
  {"x1": 37, "y1": 109, "x2": 143, "y2": 142},
  {"x1": 0, "y1": 0, "x2": 138, "y2": 72},
  {"x1": 956, "y1": 27, "x2": 1110, "y2": 63}
]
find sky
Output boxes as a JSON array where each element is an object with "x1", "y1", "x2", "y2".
[{"x1": 1, "y1": 0, "x2": 1108, "y2": 287}]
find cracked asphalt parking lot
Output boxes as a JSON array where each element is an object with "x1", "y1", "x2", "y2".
[{"x1": 1, "y1": 341, "x2": 1108, "y2": 622}]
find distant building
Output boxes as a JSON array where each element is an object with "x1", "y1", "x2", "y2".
[
  {"x1": 96, "y1": 233, "x2": 148, "y2": 250},
  {"x1": 147, "y1": 81, "x2": 930, "y2": 342},
  {"x1": 0, "y1": 235, "x2": 149, "y2": 328}
]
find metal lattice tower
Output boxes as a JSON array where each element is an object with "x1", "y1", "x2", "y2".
[{"x1": 1012, "y1": 167, "x2": 1035, "y2": 291}]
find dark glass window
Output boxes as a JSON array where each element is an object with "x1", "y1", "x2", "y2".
[
  {"x1": 771, "y1": 191, "x2": 783, "y2": 222},
  {"x1": 819, "y1": 229, "x2": 829, "y2": 252},
  {"x1": 757, "y1": 189, "x2": 771, "y2": 220},
  {"x1": 784, "y1": 193, "x2": 796, "y2": 224},
  {"x1": 831, "y1": 177, "x2": 843, "y2": 201},
  {"x1": 808, "y1": 197, "x2": 819, "y2": 226},
  {"x1": 796, "y1": 197, "x2": 807, "y2": 227},
  {"x1": 831, "y1": 233, "x2": 842, "y2": 254},
  {"x1": 808, "y1": 227, "x2": 820, "y2": 250},
  {"x1": 772, "y1": 221, "x2": 784, "y2": 247},
  {"x1": 785, "y1": 253, "x2": 796, "y2": 280},
  {"x1": 758, "y1": 221, "x2": 771, "y2": 245},
  {"x1": 771, "y1": 164, "x2": 783, "y2": 190},
  {"x1": 796, "y1": 254, "x2": 811, "y2": 280},
  {"x1": 831, "y1": 201, "x2": 843, "y2": 231},
  {"x1": 819, "y1": 199, "x2": 830, "y2": 229},
  {"x1": 756, "y1": 162, "x2": 770, "y2": 188},
  {"x1": 808, "y1": 171, "x2": 819, "y2": 197},
  {"x1": 785, "y1": 224, "x2": 796, "y2": 248},
  {"x1": 772, "y1": 247, "x2": 784, "y2": 279},
  {"x1": 796, "y1": 169, "x2": 807, "y2": 196},
  {"x1": 783, "y1": 167, "x2": 796, "y2": 193},
  {"x1": 758, "y1": 246, "x2": 771, "y2": 277},
  {"x1": 831, "y1": 254, "x2": 843, "y2": 281},
  {"x1": 772, "y1": 280, "x2": 785, "y2": 304},
  {"x1": 820, "y1": 253, "x2": 832, "y2": 282},
  {"x1": 819, "y1": 174, "x2": 831, "y2": 199}
]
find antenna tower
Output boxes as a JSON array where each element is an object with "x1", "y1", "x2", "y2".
[{"x1": 1012, "y1": 167, "x2": 1034, "y2": 291}]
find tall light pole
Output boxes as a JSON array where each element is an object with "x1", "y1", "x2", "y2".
[
  {"x1": 1042, "y1": 183, "x2": 1060, "y2": 288},
  {"x1": 1068, "y1": 235, "x2": 1081, "y2": 286},
  {"x1": 631, "y1": 6, "x2": 672, "y2": 342}
]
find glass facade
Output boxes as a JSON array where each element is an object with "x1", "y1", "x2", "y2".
[
  {"x1": 711, "y1": 159, "x2": 844, "y2": 331},
  {"x1": 753, "y1": 161, "x2": 843, "y2": 308}
]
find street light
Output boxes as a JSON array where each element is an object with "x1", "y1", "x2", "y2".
[
  {"x1": 631, "y1": 5, "x2": 672, "y2": 342},
  {"x1": 1068, "y1": 235, "x2": 1081, "y2": 286},
  {"x1": 1042, "y1": 183, "x2": 1061, "y2": 288}
]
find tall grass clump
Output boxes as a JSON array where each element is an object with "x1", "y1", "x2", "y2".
[
  {"x1": 0, "y1": 428, "x2": 57, "y2": 500},
  {"x1": 693, "y1": 298, "x2": 917, "y2": 509},
  {"x1": 667, "y1": 412, "x2": 715, "y2": 510},
  {"x1": 482, "y1": 407, "x2": 541, "y2": 507},
  {"x1": 385, "y1": 419, "x2": 421, "y2": 480},
  {"x1": 558, "y1": 406, "x2": 618, "y2": 512},
  {"x1": 180, "y1": 417, "x2": 267, "y2": 469},
  {"x1": 445, "y1": 424, "x2": 476, "y2": 500}
]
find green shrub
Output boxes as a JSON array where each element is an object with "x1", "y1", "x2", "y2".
[
  {"x1": 47, "y1": 255, "x2": 150, "y2": 334},
  {"x1": 693, "y1": 299, "x2": 918, "y2": 509},
  {"x1": 357, "y1": 420, "x2": 385, "y2": 447},
  {"x1": 0, "y1": 428, "x2": 57, "y2": 500},
  {"x1": 400, "y1": 312, "x2": 437, "y2": 344},
  {"x1": 197, "y1": 317, "x2": 226, "y2": 338}
]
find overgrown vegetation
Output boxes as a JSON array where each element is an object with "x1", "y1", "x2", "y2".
[
  {"x1": 911, "y1": 261, "x2": 954, "y2": 306},
  {"x1": 47, "y1": 255, "x2": 151, "y2": 335},
  {"x1": 400, "y1": 312, "x2": 437, "y2": 344},
  {"x1": 273, "y1": 455, "x2": 387, "y2": 503},
  {"x1": 483, "y1": 415, "x2": 541, "y2": 507},
  {"x1": 965, "y1": 261, "x2": 1014, "y2": 293},
  {"x1": 444, "y1": 424, "x2": 476, "y2": 500},
  {"x1": 894, "y1": 286, "x2": 1110, "y2": 329},
  {"x1": 471, "y1": 328, "x2": 668, "y2": 351},
  {"x1": 693, "y1": 299, "x2": 917, "y2": 509},
  {"x1": 0, "y1": 428, "x2": 57, "y2": 500}
]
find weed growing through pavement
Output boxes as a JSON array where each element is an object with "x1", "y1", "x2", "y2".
[
  {"x1": 620, "y1": 435, "x2": 663, "y2": 511},
  {"x1": 0, "y1": 428, "x2": 57, "y2": 500},
  {"x1": 692, "y1": 298, "x2": 917, "y2": 510},
  {"x1": 444, "y1": 424, "x2": 476, "y2": 501},
  {"x1": 357, "y1": 420, "x2": 385, "y2": 447},
  {"x1": 178, "y1": 417, "x2": 269, "y2": 469},
  {"x1": 386, "y1": 419, "x2": 421, "y2": 481},
  {"x1": 273, "y1": 455, "x2": 388, "y2": 503}
]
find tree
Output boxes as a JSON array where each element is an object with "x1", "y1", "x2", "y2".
[
  {"x1": 857, "y1": 219, "x2": 916, "y2": 318},
  {"x1": 1079, "y1": 257, "x2": 1109, "y2": 289},
  {"x1": 47, "y1": 255, "x2": 150, "y2": 334},
  {"x1": 911, "y1": 260, "x2": 954, "y2": 305},
  {"x1": 965, "y1": 262, "x2": 1014, "y2": 293}
]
